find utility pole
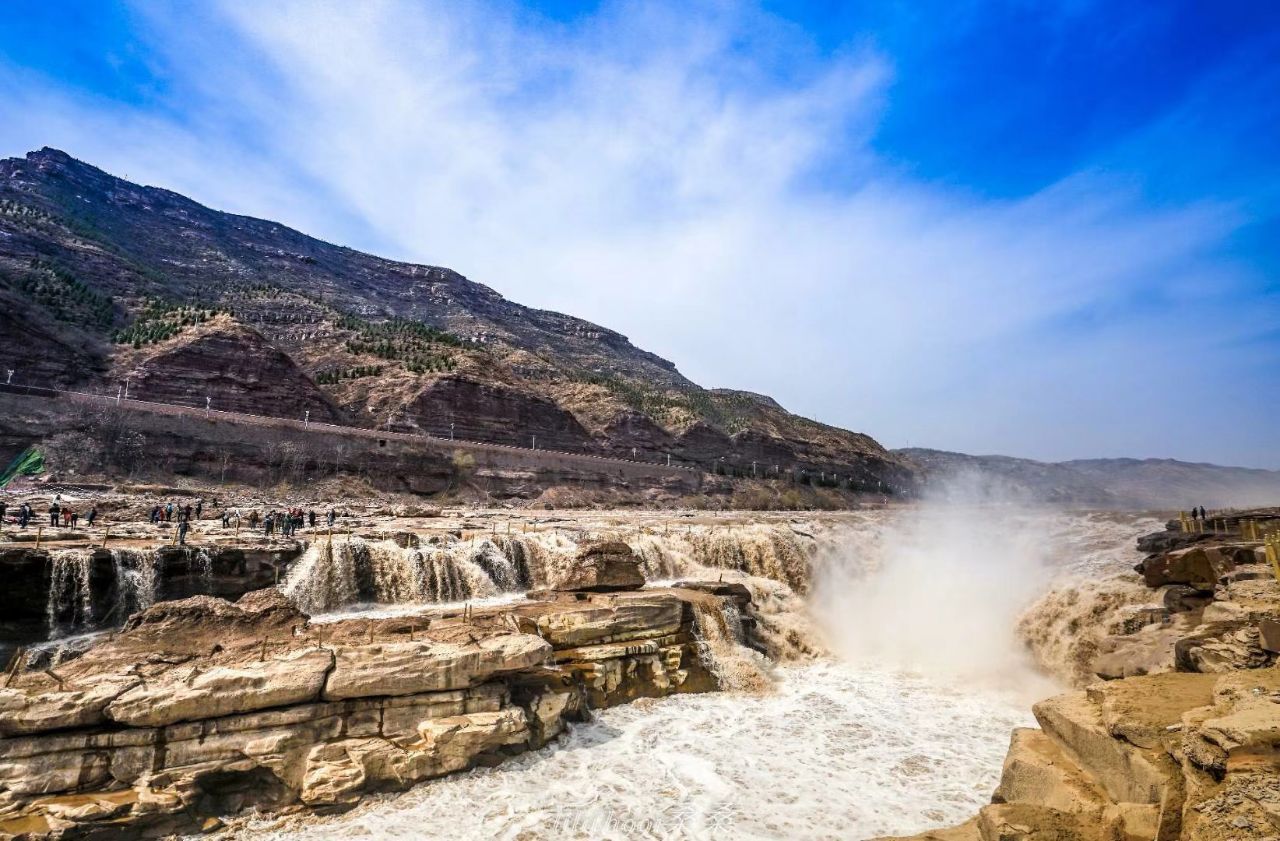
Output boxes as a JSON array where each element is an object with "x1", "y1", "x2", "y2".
[
  {"x1": 205, "y1": 396, "x2": 211, "y2": 418},
  {"x1": 116, "y1": 385, "x2": 122, "y2": 404},
  {"x1": 531, "y1": 435, "x2": 537, "y2": 450},
  {"x1": 123, "y1": 378, "x2": 130, "y2": 399},
  {"x1": 450, "y1": 422, "x2": 455, "y2": 440},
  {"x1": 666, "y1": 453, "x2": 671, "y2": 467},
  {"x1": 304, "y1": 410, "x2": 310, "y2": 430},
  {"x1": 752, "y1": 461, "x2": 757, "y2": 477}
]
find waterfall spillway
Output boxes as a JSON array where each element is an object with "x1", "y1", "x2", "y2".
[
  {"x1": 276, "y1": 524, "x2": 825, "y2": 620},
  {"x1": 281, "y1": 537, "x2": 516, "y2": 613},
  {"x1": 46, "y1": 550, "x2": 93, "y2": 636},
  {"x1": 44, "y1": 547, "x2": 172, "y2": 636}
]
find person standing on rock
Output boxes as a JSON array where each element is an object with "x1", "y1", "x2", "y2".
[
  {"x1": 308, "y1": 510, "x2": 316, "y2": 528},
  {"x1": 18, "y1": 503, "x2": 30, "y2": 528},
  {"x1": 86, "y1": 507, "x2": 97, "y2": 527},
  {"x1": 165, "y1": 502, "x2": 174, "y2": 522},
  {"x1": 327, "y1": 508, "x2": 336, "y2": 527},
  {"x1": 0, "y1": 501, "x2": 6, "y2": 524},
  {"x1": 177, "y1": 514, "x2": 189, "y2": 546},
  {"x1": 264, "y1": 512, "x2": 275, "y2": 537},
  {"x1": 195, "y1": 499, "x2": 203, "y2": 520}
]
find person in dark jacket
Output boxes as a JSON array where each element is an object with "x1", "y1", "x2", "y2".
[{"x1": 86, "y1": 507, "x2": 97, "y2": 527}]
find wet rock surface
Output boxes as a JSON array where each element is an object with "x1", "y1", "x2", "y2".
[{"x1": 551, "y1": 540, "x2": 645, "y2": 592}]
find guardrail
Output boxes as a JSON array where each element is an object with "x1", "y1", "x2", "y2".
[{"x1": 0, "y1": 382, "x2": 700, "y2": 476}]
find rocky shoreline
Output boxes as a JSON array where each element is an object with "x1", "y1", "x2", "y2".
[
  {"x1": 0, "y1": 542, "x2": 762, "y2": 839},
  {"x1": 883, "y1": 513, "x2": 1280, "y2": 841}
]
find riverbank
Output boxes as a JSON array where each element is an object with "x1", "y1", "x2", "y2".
[{"x1": 884, "y1": 513, "x2": 1280, "y2": 840}]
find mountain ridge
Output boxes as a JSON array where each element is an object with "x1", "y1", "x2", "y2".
[
  {"x1": 895, "y1": 447, "x2": 1280, "y2": 509},
  {"x1": 0, "y1": 147, "x2": 912, "y2": 491}
]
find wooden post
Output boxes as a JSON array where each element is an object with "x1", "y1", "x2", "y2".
[
  {"x1": 34, "y1": 526, "x2": 42, "y2": 551},
  {"x1": 101, "y1": 527, "x2": 111, "y2": 549}
]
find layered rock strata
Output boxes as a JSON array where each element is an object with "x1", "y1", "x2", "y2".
[{"x1": 0, "y1": 580, "x2": 746, "y2": 838}]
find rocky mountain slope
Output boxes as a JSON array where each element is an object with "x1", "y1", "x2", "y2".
[
  {"x1": 896, "y1": 448, "x2": 1280, "y2": 509},
  {"x1": 0, "y1": 147, "x2": 911, "y2": 490}
]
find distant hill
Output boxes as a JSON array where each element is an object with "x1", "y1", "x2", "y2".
[
  {"x1": 896, "y1": 448, "x2": 1280, "y2": 510},
  {"x1": 0, "y1": 147, "x2": 914, "y2": 490}
]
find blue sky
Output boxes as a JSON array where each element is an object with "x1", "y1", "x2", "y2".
[{"x1": 1, "y1": 1, "x2": 1278, "y2": 467}]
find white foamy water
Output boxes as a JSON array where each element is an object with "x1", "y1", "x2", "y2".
[{"x1": 241, "y1": 662, "x2": 1029, "y2": 841}]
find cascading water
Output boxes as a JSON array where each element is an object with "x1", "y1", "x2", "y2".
[
  {"x1": 222, "y1": 508, "x2": 1164, "y2": 840},
  {"x1": 109, "y1": 548, "x2": 160, "y2": 621},
  {"x1": 687, "y1": 594, "x2": 772, "y2": 693},
  {"x1": 46, "y1": 550, "x2": 93, "y2": 635}
]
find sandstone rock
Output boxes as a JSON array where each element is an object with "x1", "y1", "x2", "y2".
[
  {"x1": 105, "y1": 647, "x2": 333, "y2": 727},
  {"x1": 976, "y1": 803, "x2": 1097, "y2": 840},
  {"x1": 1034, "y1": 689, "x2": 1177, "y2": 820},
  {"x1": 1141, "y1": 547, "x2": 1236, "y2": 590},
  {"x1": 0, "y1": 675, "x2": 140, "y2": 736},
  {"x1": 553, "y1": 541, "x2": 645, "y2": 592},
  {"x1": 1162, "y1": 585, "x2": 1213, "y2": 614},
  {"x1": 1174, "y1": 622, "x2": 1275, "y2": 673},
  {"x1": 993, "y1": 728, "x2": 1109, "y2": 815},
  {"x1": 322, "y1": 634, "x2": 550, "y2": 701},
  {"x1": 523, "y1": 595, "x2": 684, "y2": 647},
  {"x1": 1136, "y1": 530, "x2": 1214, "y2": 556},
  {"x1": 1261, "y1": 618, "x2": 1280, "y2": 654}
]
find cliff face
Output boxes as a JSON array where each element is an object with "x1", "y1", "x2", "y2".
[{"x1": 0, "y1": 148, "x2": 914, "y2": 490}]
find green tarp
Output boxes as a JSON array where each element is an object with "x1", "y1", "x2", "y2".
[{"x1": 0, "y1": 447, "x2": 44, "y2": 489}]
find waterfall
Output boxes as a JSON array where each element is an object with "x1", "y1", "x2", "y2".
[
  {"x1": 194, "y1": 547, "x2": 214, "y2": 593},
  {"x1": 109, "y1": 548, "x2": 160, "y2": 619},
  {"x1": 280, "y1": 538, "x2": 360, "y2": 613},
  {"x1": 280, "y1": 537, "x2": 510, "y2": 612},
  {"x1": 687, "y1": 526, "x2": 812, "y2": 593},
  {"x1": 275, "y1": 525, "x2": 831, "y2": 618},
  {"x1": 687, "y1": 594, "x2": 772, "y2": 693},
  {"x1": 46, "y1": 550, "x2": 93, "y2": 636}
]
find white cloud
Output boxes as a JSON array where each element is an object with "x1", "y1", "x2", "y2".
[{"x1": 1, "y1": 0, "x2": 1276, "y2": 466}]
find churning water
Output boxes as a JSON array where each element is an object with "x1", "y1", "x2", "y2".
[
  {"x1": 237, "y1": 505, "x2": 1159, "y2": 840},
  {"x1": 244, "y1": 662, "x2": 1029, "y2": 840}
]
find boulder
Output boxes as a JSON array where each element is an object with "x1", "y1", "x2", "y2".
[
  {"x1": 1140, "y1": 547, "x2": 1236, "y2": 589},
  {"x1": 1136, "y1": 530, "x2": 1213, "y2": 556},
  {"x1": 553, "y1": 542, "x2": 645, "y2": 592},
  {"x1": 1162, "y1": 585, "x2": 1213, "y2": 614}
]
